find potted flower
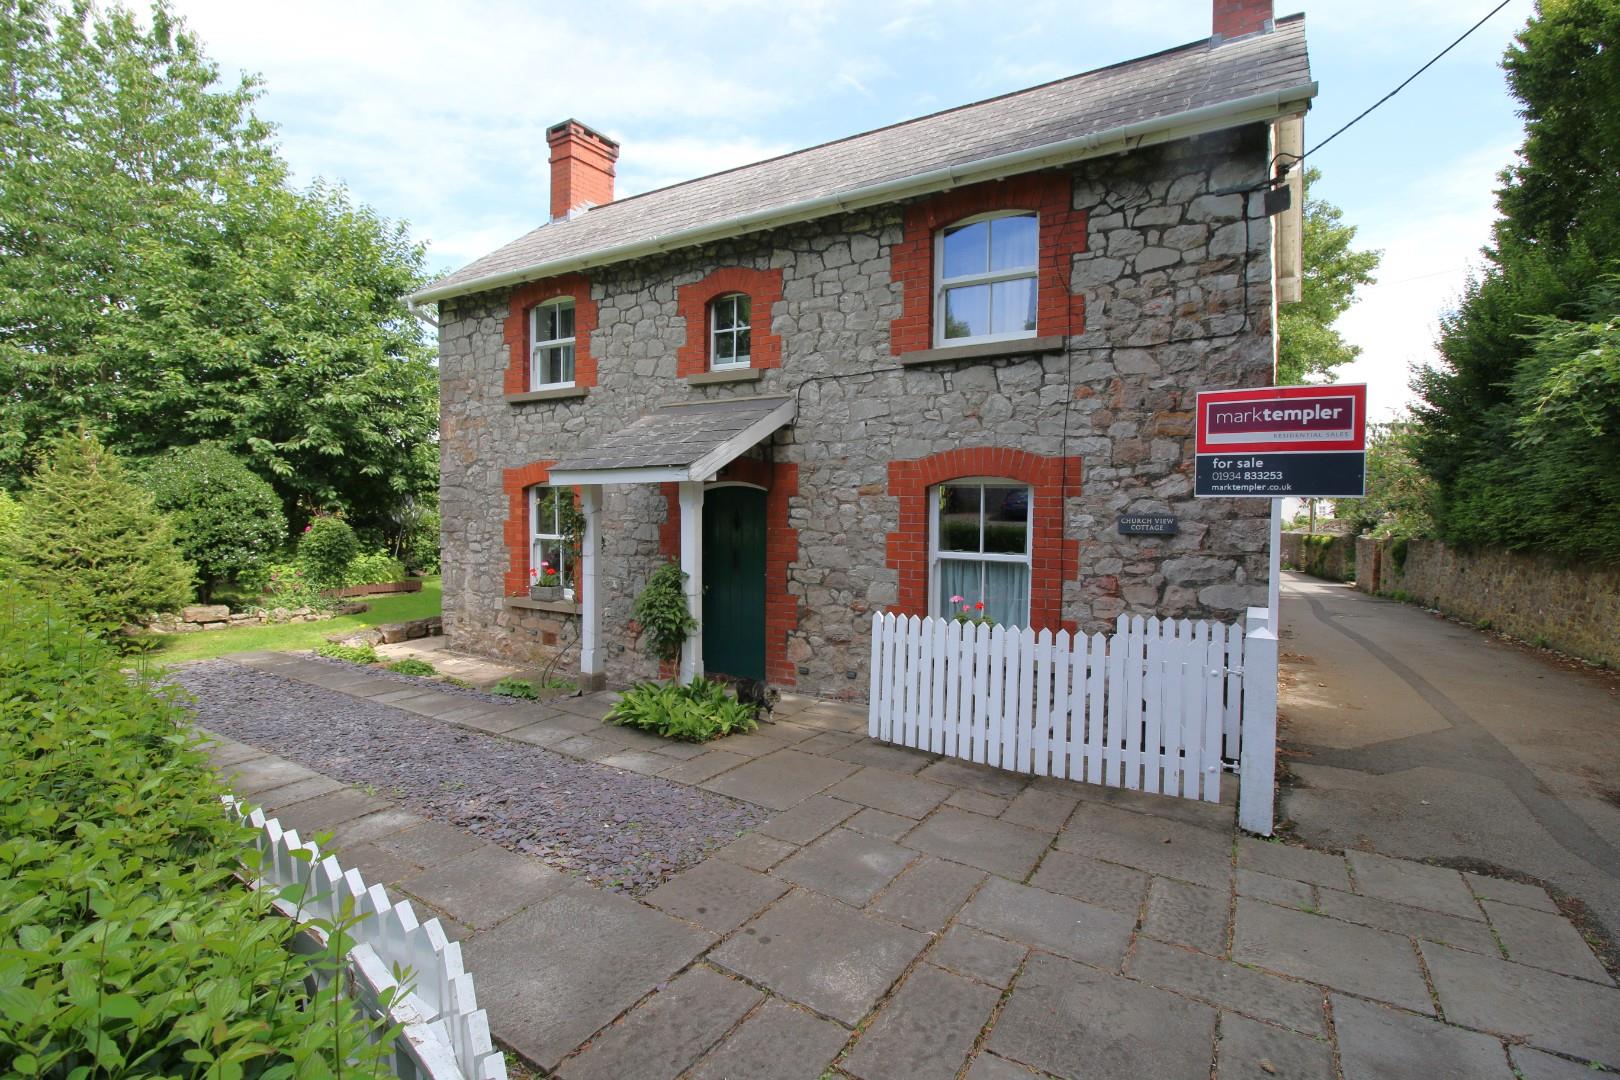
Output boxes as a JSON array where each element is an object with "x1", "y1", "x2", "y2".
[
  {"x1": 950, "y1": 594, "x2": 992, "y2": 628},
  {"x1": 530, "y1": 562, "x2": 563, "y2": 601}
]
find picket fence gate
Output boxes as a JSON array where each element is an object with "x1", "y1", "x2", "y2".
[
  {"x1": 868, "y1": 610, "x2": 1279, "y2": 823},
  {"x1": 226, "y1": 797, "x2": 506, "y2": 1080}
]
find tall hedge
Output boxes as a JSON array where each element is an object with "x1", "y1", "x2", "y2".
[
  {"x1": 140, "y1": 444, "x2": 287, "y2": 601},
  {"x1": 0, "y1": 590, "x2": 391, "y2": 1074}
]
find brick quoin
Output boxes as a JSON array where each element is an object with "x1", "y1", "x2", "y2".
[
  {"x1": 889, "y1": 174, "x2": 1087, "y2": 356},
  {"x1": 1212, "y1": 0, "x2": 1271, "y2": 40},
  {"x1": 503, "y1": 275, "x2": 598, "y2": 395},
  {"x1": 675, "y1": 267, "x2": 785, "y2": 378},
  {"x1": 660, "y1": 459, "x2": 800, "y2": 685},
  {"x1": 885, "y1": 448, "x2": 1082, "y2": 633},
  {"x1": 502, "y1": 461, "x2": 585, "y2": 599}
]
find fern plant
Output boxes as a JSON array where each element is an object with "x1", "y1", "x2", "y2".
[
  {"x1": 607, "y1": 677, "x2": 757, "y2": 742},
  {"x1": 632, "y1": 562, "x2": 698, "y2": 663}
]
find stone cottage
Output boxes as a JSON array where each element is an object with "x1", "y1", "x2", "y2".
[{"x1": 413, "y1": 1, "x2": 1313, "y2": 699}]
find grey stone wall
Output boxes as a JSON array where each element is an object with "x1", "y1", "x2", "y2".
[{"x1": 437, "y1": 127, "x2": 1276, "y2": 699}]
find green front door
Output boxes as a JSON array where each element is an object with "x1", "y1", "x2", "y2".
[{"x1": 702, "y1": 486, "x2": 766, "y2": 681}]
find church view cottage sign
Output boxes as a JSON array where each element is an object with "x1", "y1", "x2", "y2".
[{"x1": 1194, "y1": 384, "x2": 1367, "y2": 498}]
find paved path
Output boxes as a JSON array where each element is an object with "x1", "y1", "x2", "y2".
[
  {"x1": 1278, "y1": 573, "x2": 1620, "y2": 970},
  {"x1": 202, "y1": 650, "x2": 1619, "y2": 1079}
]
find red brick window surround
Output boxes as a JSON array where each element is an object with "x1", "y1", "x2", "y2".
[
  {"x1": 889, "y1": 174, "x2": 1087, "y2": 355},
  {"x1": 659, "y1": 459, "x2": 800, "y2": 685},
  {"x1": 503, "y1": 275, "x2": 598, "y2": 394},
  {"x1": 502, "y1": 460, "x2": 583, "y2": 600},
  {"x1": 886, "y1": 447, "x2": 1082, "y2": 633},
  {"x1": 676, "y1": 267, "x2": 784, "y2": 377}
]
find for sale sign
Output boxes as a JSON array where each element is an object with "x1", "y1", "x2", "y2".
[{"x1": 1194, "y1": 384, "x2": 1367, "y2": 498}]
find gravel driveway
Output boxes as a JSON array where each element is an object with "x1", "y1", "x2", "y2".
[{"x1": 173, "y1": 660, "x2": 769, "y2": 894}]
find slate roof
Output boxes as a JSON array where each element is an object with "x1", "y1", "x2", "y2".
[
  {"x1": 548, "y1": 397, "x2": 794, "y2": 474},
  {"x1": 416, "y1": 16, "x2": 1312, "y2": 303}
]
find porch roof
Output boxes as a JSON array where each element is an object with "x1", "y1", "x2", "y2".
[{"x1": 547, "y1": 395, "x2": 795, "y2": 486}]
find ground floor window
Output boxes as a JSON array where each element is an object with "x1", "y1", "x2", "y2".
[
  {"x1": 530, "y1": 485, "x2": 574, "y2": 599},
  {"x1": 931, "y1": 479, "x2": 1031, "y2": 627}
]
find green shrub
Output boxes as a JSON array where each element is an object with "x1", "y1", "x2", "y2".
[
  {"x1": 385, "y1": 657, "x2": 435, "y2": 676},
  {"x1": 139, "y1": 444, "x2": 287, "y2": 602},
  {"x1": 313, "y1": 642, "x2": 377, "y2": 664},
  {"x1": 0, "y1": 589, "x2": 391, "y2": 1074},
  {"x1": 607, "y1": 677, "x2": 758, "y2": 742},
  {"x1": 632, "y1": 562, "x2": 698, "y2": 663},
  {"x1": 343, "y1": 550, "x2": 407, "y2": 587},
  {"x1": 297, "y1": 516, "x2": 359, "y2": 587},
  {"x1": 10, "y1": 431, "x2": 194, "y2": 634},
  {"x1": 489, "y1": 677, "x2": 538, "y2": 699},
  {"x1": 256, "y1": 563, "x2": 332, "y2": 613}
]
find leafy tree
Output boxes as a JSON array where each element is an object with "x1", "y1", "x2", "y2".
[
  {"x1": 1341, "y1": 419, "x2": 1436, "y2": 539},
  {"x1": 140, "y1": 443, "x2": 286, "y2": 600},
  {"x1": 1276, "y1": 168, "x2": 1382, "y2": 385},
  {"x1": 1414, "y1": 0, "x2": 1620, "y2": 556},
  {"x1": 0, "y1": 0, "x2": 438, "y2": 534},
  {"x1": 11, "y1": 430, "x2": 194, "y2": 632},
  {"x1": 297, "y1": 514, "x2": 359, "y2": 587}
]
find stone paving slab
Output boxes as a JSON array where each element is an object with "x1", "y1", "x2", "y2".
[
  {"x1": 845, "y1": 806, "x2": 917, "y2": 841},
  {"x1": 554, "y1": 965, "x2": 762, "y2": 1080},
  {"x1": 375, "y1": 819, "x2": 489, "y2": 868},
  {"x1": 903, "y1": 807, "x2": 1052, "y2": 880},
  {"x1": 553, "y1": 733, "x2": 621, "y2": 762},
  {"x1": 1465, "y1": 871, "x2": 1558, "y2": 913},
  {"x1": 1512, "y1": 1046, "x2": 1612, "y2": 1080},
  {"x1": 273, "y1": 787, "x2": 392, "y2": 834},
  {"x1": 1126, "y1": 937, "x2": 1328, "y2": 1036},
  {"x1": 960, "y1": 877, "x2": 1134, "y2": 968},
  {"x1": 1345, "y1": 850, "x2": 1479, "y2": 920},
  {"x1": 710, "y1": 890, "x2": 928, "y2": 1025},
  {"x1": 330, "y1": 841, "x2": 422, "y2": 889},
  {"x1": 254, "y1": 773, "x2": 347, "y2": 810},
  {"x1": 645, "y1": 855, "x2": 790, "y2": 934},
  {"x1": 1216, "y1": 1012, "x2": 1334, "y2": 1080},
  {"x1": 943, "y1": 788, "x2": 1010, "y2": 817},
  {"x1": 867, "y1": 856, "x2": 987, "y2": 934},
  {"x1": 964, "y1": 1053, "x2": 1035, "y2": 1080},
  {"x1": 502, "y1": 721, "x2": 572, "y2": 748},
  {"x1": 1332, "y1": 994, "x2": 1512, "y2": 1080},
  {"x1": 1058, "y1": 802, "x2": 1232, "y2": 890},
  {"x1": 928, "y1": 924, "x2": 1027, "y2": 988},
  {"x1": 1236, "y1": 868, "x2": 1315, "y2": 910},
  {"x1": 657, "y1": 749, "x2": 746, "y2": 785},
  {"x1": 1000, "y1": 787, "x2": 1082, "y2": 832},
  {"x1": 463, "y1": 884, "x2": 716, "y2": 1071},
  {"x1": 1143, "y1": 877, "x2": 1229, "y2": 955},
  {"x1": 1482, "y1": 898, "x2": 1613, "y2": 983},
  {"x1": 916, "y1": 759, "x2": 1029, "y2": 798},
  {"x1": 1232, "y1": 898, "x2": 1433, "y2": 1013},
  {"x1": 1316, "y1": 887, "x2": 1500, "y2": 954},
  {"x1": 758, "y1": 793, "x2": 859, "y2": 844},
  {"x1": 824, "y1": 766, "x2": 951, "y2": 819},
  {"x1": 400, "y1": 844, "x2": 570, "y2": 929},
  {"x1": 1237, "y1": 837, "x2": 1351, "y2": 891},
  {"x1": 989, "y1": 953, "x2": 1217, "y2": 1079},
  {"x1": 225, "y1": 755, "x2": 319, "y2": 794},
  {"x1": 844, "y1": 963, "x2": 1001, "y2": 1080},
  {"x1": 1420, "y1": 940, "x2": 1620, "y2": 1066},
  {"x1": 715, "y1": 831, "x2": 798, "y2": 872},
  {"x1": 599, "y1": 748, "x2": 671, "y2": 775},
  {"x1": 686, "y1": 998, "x2": 850, "y2": 1080},
  {"x1": 1028, "y1": 848, "x2": 1150, "y2": 912},
  {"x1": 776, "y1": 827, "x2": 916, "y2": 906},
  {"x1": 827, "y1": 738, "x2": 941, "y2": 773},
  {"x1": 701, "y1": 749, "x2": 860, "y2": 810}
]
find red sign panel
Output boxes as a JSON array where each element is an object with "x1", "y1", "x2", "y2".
[{"x1": 1195, "y1": 384, "x2": 1367, "y2": 455}]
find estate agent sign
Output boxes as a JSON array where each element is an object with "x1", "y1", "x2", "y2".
[{"x1": 1194, "y1": 384, "x2": 1367, "y2": 498}]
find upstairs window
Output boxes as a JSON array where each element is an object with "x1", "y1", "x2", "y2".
[
  {"x1": 931, "y1": 479, "x2": 1031, "y2": 628},
  {"x1": 935, "y1": 211, "x2": 1038, "y2": 346},
  {"x1": 530, "y1": 297, "x2": 576, "y2": 389},
  {"x1": 710, "y1": 293, "x2": 752, "y2": 369}
]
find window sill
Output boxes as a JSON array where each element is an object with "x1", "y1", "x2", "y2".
[
  {"x1": 685, "y1": 367, "x2": 762, "y2": 386},
  {"x1": 898, "y1": 335, "x2": 1066, "y2": 367},
  {"x1": 506, "y1": 386, "x2": 589, "y2": 404},
  {"x1": 504, "y1": 597, "x2": 580, "y2": 615}
]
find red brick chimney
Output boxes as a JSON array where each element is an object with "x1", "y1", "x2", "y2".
[
  {"x1": 547, "y1": 120, "x2": 619, "y2": 220},
  {"x1": 1212, "y1": 0, "x2": 1273, "y2": 41}
]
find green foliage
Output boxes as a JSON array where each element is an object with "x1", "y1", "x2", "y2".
[
  {"x1": 0, "y1": 0, "x2": 439, "y2": 535},
  {"x1": 384, "y1": 657, "x2": 435, "y2": 676},
  {"x1": 489, "y1": 677, "x2": 538, "y2": 700},
  {"x1": 0, "y1": 589, "x2": 392, "y2": 1074},
  {"x1": 1294, "y1": 533, "x2": 1355, "y2": 581},
  {"x1": 1391, "y1": 537, "x2": 1411, "y2": 571},
  {"x1": 257, "y1": 563, "x2": 330, "y2": 613},
  {"x1": 1276, "y1": 168, "x2": 1382, "y2": 385},
  {"x1": 939, "y1": 520, "x2": 1026, "y2": 552},
  {"x1": 606, "y1": 677, "x2": 759, "y2": 742},
  {"x1": 313, "y1": 642, "x2": 376, "y2": 664},
  {"x1": 1416, "y1": 1, "x2": 1620, "y2": 559},
  {"x1": 1341, "y1": 420, "x2": 1437, "y2": 540},
  {"x1": 632, "y1": 562, "x2": 698, "y2": 663},
  {"x1": 297, "y1": 517, "x2": 359, "y2": 588},
  {"x1": 343, "y1": 550, "x2": 407, "y2": 587},
  {"x1": 139, "y1": 444, "x2": 286, "y2": 602},
  {"x1": 10, "y1": 431, "x2": 194, "y2": 634}
]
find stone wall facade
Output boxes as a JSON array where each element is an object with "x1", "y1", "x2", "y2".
[
  {"x1": 1280, "y1": 530, "x2": 1355, "y2": 582},
  {"x1": 1355, "y1": 537, "x2": 1620, "y2": 667},
  {"x1": 437, "y1": 127, "x2": 1278, "y2": 700}
]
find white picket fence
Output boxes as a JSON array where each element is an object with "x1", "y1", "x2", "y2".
[
  {"x1": 868, "y1": 608, "x2": 1280, "y2": 830},
  {"x1": 225, "y1": 797, "x2": 507, "y2": 1080}
]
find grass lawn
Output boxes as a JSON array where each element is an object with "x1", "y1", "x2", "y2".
[{"x1": 150, "y1": 579, "x2": 442, "y2": 666}]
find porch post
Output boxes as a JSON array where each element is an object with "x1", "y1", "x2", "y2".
[
  {"x1": 677, "y1": 480, "x2": 704, "y2": 685},
  {"x1": 578, "y1": 484, "x2": 604, "y2": 692}
]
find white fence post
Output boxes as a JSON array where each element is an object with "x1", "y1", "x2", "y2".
[{"x1": 1238, "y1": 607, "x2": 1279, "y2": 836}]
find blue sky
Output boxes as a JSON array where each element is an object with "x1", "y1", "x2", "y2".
[{"x1": 167, "y1": 0, "x2": 1535, "y2": 420}]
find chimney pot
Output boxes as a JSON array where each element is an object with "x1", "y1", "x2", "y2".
[
  {"x1": 547, "y1": 119, "x2": 620, "y2": 221},
  {"x1": 1212, "y1": 0, "x2": 1273, "y2": 41}
]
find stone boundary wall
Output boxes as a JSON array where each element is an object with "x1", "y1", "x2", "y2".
[
  {"x1": 1280, "y1": 531, "x2": 1355, "y2": 582},
  {"x1": 1355, "y1": 537, "x2": 1620, "y2": 667},
  {"x1": 143, "y1": 602, "x2": 366, "y2": 634}
]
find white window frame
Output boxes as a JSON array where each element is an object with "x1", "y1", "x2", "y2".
[
  {"x1": 933, "y1": 210, "x2": 1040, "y2": 348},
  {"x1": 529, "y1": 297, "x2": 576, "y2": 391},
  {"x1": 709, "y1": 292, "x2": 752, "y2": 370},
  {"x1": 529, "y1": 485, "x2": 575, "y2": 600},
  {"x1": 928, "y1": 477, "x2": 1032, "y2": 627}
]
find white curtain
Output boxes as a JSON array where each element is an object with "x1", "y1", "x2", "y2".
[{"x1": 938, "y1": 559, "x2": 1030, "y2": 629}]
